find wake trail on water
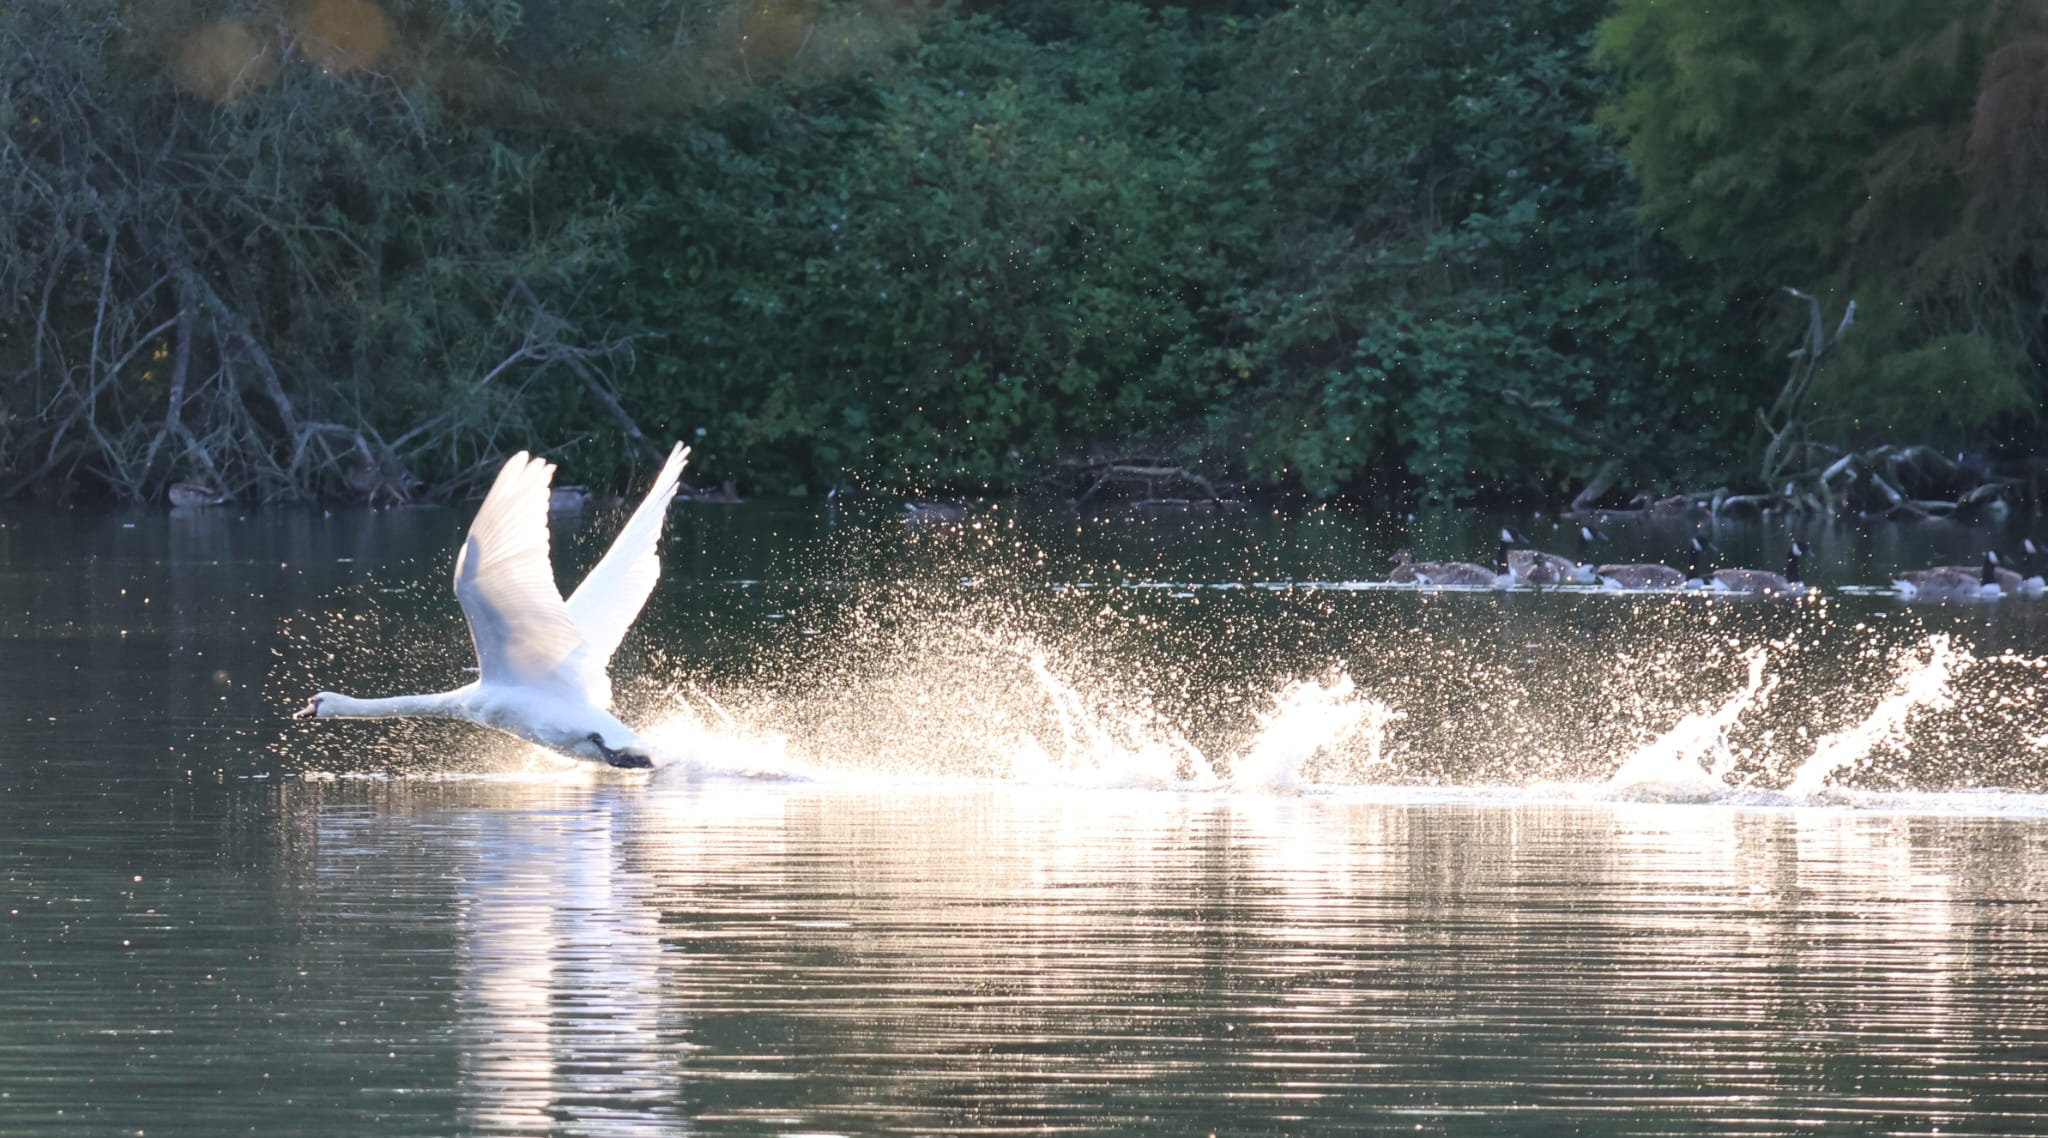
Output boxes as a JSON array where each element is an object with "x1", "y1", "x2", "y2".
[
  {"x1": 612, "y1": 614, "x2": 2048, "y2": 813},
  {"x1": 274, "y1": 557, "x2": 2048, "y2": 809}
]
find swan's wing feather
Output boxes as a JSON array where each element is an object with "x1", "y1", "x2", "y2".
[
  {"x1": 565, "y1": 442, "x2": 688, "y2": 705},
  {"x1": 453, "y1": 451, "x2": 588, "y2": 695}
]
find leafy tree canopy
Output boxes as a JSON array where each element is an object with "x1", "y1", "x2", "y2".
[{"x1": 1597, "y1": 0, "x2": 2048, "y2": 451}]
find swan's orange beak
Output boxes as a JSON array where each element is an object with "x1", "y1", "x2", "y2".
[{"x1": 292, "y1": 698, "x2": 320, "y2": 720}]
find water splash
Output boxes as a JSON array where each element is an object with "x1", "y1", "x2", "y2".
[
  {"x1": 1231, "y1": 673, "x2": 1400, "y2": 793},
  {"x1": 1607, "y1": 647, "x2": 1772, "y2": 796},
  {"x1": 637, "y1": 683, "x2": 812, "y2": 781},
  {"x1": 273, "y1": 537, "x2": 2048, "y2": 803},
  {"x1": 1008, "y1": 643, "x2": 1214, "y2": 787},
  {"x1": 1784, "y1": 635, "x2": 1962, "y2": 795}
]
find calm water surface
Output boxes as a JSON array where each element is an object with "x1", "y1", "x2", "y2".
[{"x1": 5, "y1": 503, "x2": 2048, "y2": 1135}]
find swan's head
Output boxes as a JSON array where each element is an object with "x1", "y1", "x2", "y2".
[{"x1": 294, "y1": 693, "x2": 340, "y2": 719}]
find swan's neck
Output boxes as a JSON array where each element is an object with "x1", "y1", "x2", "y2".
[{"x1": 322, "y1": 690, "x2": 468, "y2": 719}]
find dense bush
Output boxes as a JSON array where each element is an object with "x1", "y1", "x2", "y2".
[
  {"x1": 1598, "y1": 0, "x2": 2047, "y2": 456},
  {"x1": 594, "y1": 0, "x2": 1755, "y2": 500},
  {"x1": 0, "y1": 0, "x2": 930, "y2": 501},
  {"x1": 1202, "y1": 0, "x2": 1754, "y2": 499},
  {"x1": 0, "y1": 1, "x2": 623, "y2": 500},
  {"x1": 10, "y1": 0, "x2": 2023, "y2": 505},
  {"x1": 593, "y1": 6, "x2": 1227, "y2": 494}
]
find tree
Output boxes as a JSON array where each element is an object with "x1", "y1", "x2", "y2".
[
  {"x1": 1204, "y1": 0, "x2": 1751, "y2": 499},
  {"x1": 0, "y1": 0, "x2": 937, "y2": 502},
  {"x1": 1597, "y1": 0, "x2": 2046, "y2": 453}
]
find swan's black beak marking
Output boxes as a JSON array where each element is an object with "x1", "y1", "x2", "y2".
[{"x1": 292, "y1": 698, "x2": 321, "y2": 720}]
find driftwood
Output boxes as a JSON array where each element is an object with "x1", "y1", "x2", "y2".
[
  {"x1": 1568, "y1": 459, "x2": 1624, "y2": 515},
  {"x1": 1560, "y1": 289, "x2": 2015, "y2": 520},
  {"x1": 1634, "y1": 444, "x2": 2016, "y2": 521},
  {"x1": 510, "y1": 279, "x2": 662, "y2": 465},
  {"x1": 0, "y1": 12, "x2": 659, "y2": 505},
  {"x1": 1564, "y1": 490, "x2": 1715, "y2": 523},
  {"x1": 1074, "y1": 460, "x2": 1225, "y2": 505}
]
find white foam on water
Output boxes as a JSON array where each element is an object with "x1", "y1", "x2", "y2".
[
  {"x1": 638, "y1": 686, "x2": 817, "y2": 781},
  {"x1": 1784, "y1": 634, "x2": 1962, "y2": 795},
  {"x1": 278, "y1": 561, "x2": 2048, "y2": 811}
]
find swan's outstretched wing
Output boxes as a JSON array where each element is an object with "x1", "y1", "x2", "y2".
[
  {"x1": 565, "y1": 442, "x2": 689, "y2": 705},
  {"x1": 454, "y1": 451, "x2": 588, "y2": 697}
]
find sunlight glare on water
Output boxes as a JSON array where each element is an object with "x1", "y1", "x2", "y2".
[
  {"x1": 256, "y1": 504, "x2": 2048, "y2": 810},
  {"x1": 9, "y1": 505, "x2": 2048, "y2": 1136}
]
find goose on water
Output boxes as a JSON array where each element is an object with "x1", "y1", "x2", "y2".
[
  {"x1": 1507, "y1": 526, "x2": 1600, "y2": 586},
  {"x1": 293, "y1": 443, "x2": 691, "y2": 769},
  {"x1": 1969, "y1": 546, "x2": 2043, "y2": 597},
  {"x1": 1598, "y1": 537, "x2": 1712, "y2": 591},
  {"x1": 2017, "y1": 538, "x2": 2048, "y2": 596},
  {"x1": 1711, "y1": 541, "x2": 1808, "y2": 597},
  {"x1": 1387, "y1": 531, "x2": 1514, "y2": 589},
  {"x1": 1893, "y1": 551, "x2": 2005, "y2": 603}
]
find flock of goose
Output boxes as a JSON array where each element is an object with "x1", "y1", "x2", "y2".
[{"x1": 1389, "y1": 527, "x2": 2048, "y2": 601}]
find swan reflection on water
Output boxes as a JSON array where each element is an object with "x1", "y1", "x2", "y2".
[
  {"x1": 295, "y1": 777, "x2": 2048, "y2": 1136},
  {"x1": 452, "y1": 794, "x2": 679, "y2": 1135}
]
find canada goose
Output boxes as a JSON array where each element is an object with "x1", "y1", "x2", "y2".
[
  {"x1": 1387, "y1": 548, "x2": 1425, "y2": 584},
  {"x1": 1506, "y1": 526, "x2": 1601, "y2": 585},
  {"x1": 167, "y1": 481, "x2": 229, "y2": 508},
  {"x1": 1395, "y1": 531, "x2": 1514, "y2": 589},
  {"x1": 1892, "y1": 552, "x2": 2002, "y2": 603},
  {"x1": 1599, "y1": 537, "x2": 1711, "y2": 591},
  {"x1": 1711, "y1": 540, "x2": 1808, "y2": 597},
  {"x1": 1894, "y1": 549, "x2": 2028, "y2": 594}
]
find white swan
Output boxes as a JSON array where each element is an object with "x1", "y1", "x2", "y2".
[{"x1": 294, "y1": 443, "x2": 691, "y2": 769}]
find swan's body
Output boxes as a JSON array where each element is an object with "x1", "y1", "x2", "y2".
[{"x1": 295, "y1": 443, "x2": 691, "y2": 769}]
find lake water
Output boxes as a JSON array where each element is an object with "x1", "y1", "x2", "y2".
[{"x1": 5, "y1": 501, "x2": 2048, "y2": 1135}]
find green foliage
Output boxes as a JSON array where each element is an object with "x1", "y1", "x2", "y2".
[
  {"x1": 593, "y1": 6, "x2": 1227, "y2": 492},
  {"x1": 588, "y1": 0, "x2": 1752, "y2": 500},
  {"x1": 0, "y1": 0, "x2": 933, "y2": 500},
  {"x1": 1814, "y1": 318, "x2": 2034, "y2": 445},
  {"x1": 1598, "y1": 0, "x2": 2048, "y2": 455},
  {"x1": 28, "y1": 0, "x2": 2006, "y2": 505},
  {"x1": 1202, "y1": 0, "x2": 1751, "y2": 498},
  {"x1": 0, "y1": 0, "x2": 640, "y2": 498}
]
